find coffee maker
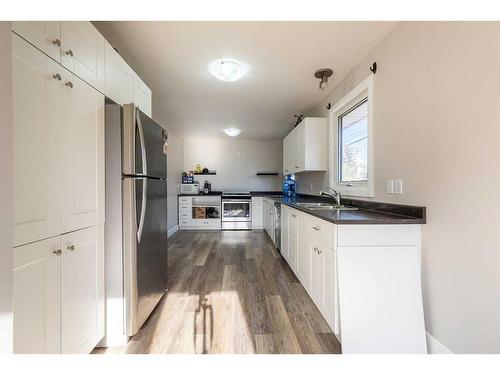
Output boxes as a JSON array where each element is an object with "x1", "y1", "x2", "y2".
[{"x1": 203, "y1": 180, "x2": 211, "y2": 194}]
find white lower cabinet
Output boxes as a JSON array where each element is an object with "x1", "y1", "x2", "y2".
[
  {"x1": 280, "y1": 205, "x2": 289, "y2": 262},
  {"x1": 13, "y1": 236, "x2": 62, "y2": 354},
  {"x1": 287, "y1": 209, "x2": 299, "y2": 277},
  {"x1": 251, "y1": 197, "x2": 263, "y2": 229},
  {"x1": 280, "y1": 206, "x2": 337, "y2": 334},
  {"x1": 13, "y1": 226, "x2": 104, "y2": 354},
  {"x1": 61, "y1": 226, "x2": 105, "y2": 354}
]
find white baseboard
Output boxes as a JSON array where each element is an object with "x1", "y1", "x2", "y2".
[
  {"x1": 426, "y1": 332, "x2": 453, "y2": 354},
  {"x1": 167, "y1": 225, "x2": 179, "y2": 238}
]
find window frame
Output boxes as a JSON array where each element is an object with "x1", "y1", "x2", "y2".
[{"x1": 329, "y1": 75, "x2": 374, "y2": 197}]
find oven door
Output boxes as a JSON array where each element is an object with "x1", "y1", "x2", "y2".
[{"x1": 222, "y1": 200, "x2": 251, "y2": 222}]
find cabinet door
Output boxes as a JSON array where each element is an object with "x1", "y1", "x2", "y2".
[
  {"x1": 12, "y1": 34, "x2": 64, "y2": 246},
  {"x1": 61, "y1": 225, "x2": 104, "y2": 354},
  {"x1": 310, "y1": 240, "x2": 322, "y2": 306},
  {"x1": 251, "y1": 197, "x2": 263, "y2": 228},
  {"x1": 281, "y1": 206, "x2": 289, "y2": 262},
  {"x1": 323, "y1": 247, "x2": 337, "y2": 331},
  {"x1": 61, "y1": 71, "x2": 105, "y2": 232},
  {"x1": 13, "y1": 236, "x2": 62, "y2": 353},
  {"x1": 283, "y1": 135, "x2": 291, "y2": 175},
  {"x1": 60, "y1": 22, "x2": 105, "y2": 92},
  {"x1": 12, "y1": 21, "x2": 61, "y2": 62},
  {"x1": 293, "y1": 124, "x2": 305, "y2": 172},
  {"x1": 104, "y1": 41, "x2": 134, "y2": 105},
  {"x1": 297, "y1": 215, "x2": 311, "y2": 291},
  {"x1": 288, "y1": 209, "x2": 298, "y2": 273},
  {"x1": 133, "y1": 72, "x2": 152, "y2": 117}
]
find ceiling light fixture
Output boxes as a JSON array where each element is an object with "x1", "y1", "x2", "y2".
[
  {"x1": 315, "y1": 68, "x2": 333, "y2": 90},
  {"x1": 222, "y1": 128, "x2": 242, "y2": 137},
  {"x1": 208, "y1": 58, "x2": 248, "y2": 82}
]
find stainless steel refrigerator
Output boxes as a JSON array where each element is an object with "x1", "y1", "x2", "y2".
[{"x1": 103, "y1": 103, "x2": 168, "y2": 345}]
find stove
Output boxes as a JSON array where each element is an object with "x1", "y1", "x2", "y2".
[{"x1": 221, "y1": 192, "x2": 252, "y2": 230}]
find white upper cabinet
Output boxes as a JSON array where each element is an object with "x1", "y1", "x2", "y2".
[
  {"x1": 133, "y1": 71, "x2": 152, "y2": 117},
  {"x1": 12, "y1": 34, "x2": 104, "y2": 245},
  {"x1": 104, "y1": 41, "x2": 134, "y2": 105},
  {"x1": 12, "y1": 34, "x2": 63, "y2": 247},
  {"x1": 61, "y1": 225, "x2": 104, "y2": 354},
  {"x1": 61, "y1": 70, "x2": 105, "y2": 233},
  {"x1": 60, "y1": 22, "x2": 105, "y2": 92},
  {"x1": 282, "y1": 117, "x2": 327, "y2": 174},
  {"x1": 13, "y1": 236, "x2": 62, "y2": 354},
  {"x1": 12, "y1": 21, "x2": 61, "y2": 62}
]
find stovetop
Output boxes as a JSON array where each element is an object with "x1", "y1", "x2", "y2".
[{"x1": 222, "y1": 191, "x2": 251, "y2": 199}]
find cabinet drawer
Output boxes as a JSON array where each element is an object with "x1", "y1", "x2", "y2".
[
  {"x1": 179, "y1": 219, "x2": 191, "y2": 226},
  {"x1": 306, "y1": 215, "x2": 335, "y2": 247},
  {"x1": 179, "y1": 197, "x2": 192, "y2": 204},
  {"x1": 191, "y1": 219, "x2": 220, "y2": 228}
]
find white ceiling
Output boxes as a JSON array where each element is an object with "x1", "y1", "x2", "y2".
[{"x1": 93, "y1": 22, "x2": 397, "y2": 140}]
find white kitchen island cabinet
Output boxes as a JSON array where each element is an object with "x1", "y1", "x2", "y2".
[{"x1": 280, "y1": 204, "x2": 426, "y2": 353}]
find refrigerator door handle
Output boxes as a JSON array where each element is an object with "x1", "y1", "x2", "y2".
[
  {"x1": 137, "y1": 178, "x2": 147, "y2": 243},
  {"x1": 136, "y1": 109, "x2": 147, "y2": 176}
]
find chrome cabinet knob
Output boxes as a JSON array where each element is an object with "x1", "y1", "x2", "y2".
[
  {"x1": 65, "y1": 49, "x2": 73, "y2": 57},
  {"x1": 52, "y1": 73, "x2": 62, "y2": 81},
  {"x1": 67, "y1": 245, "x2": 75, "y2": 251},
  {"x1": 65, "y1": 81, "x2": 73, "y2": 88},
  {"x1": 53, "y1": 249, "x2": 62, "y2": 256},
  {"x1": 52, "y1": 39, "x2": 61, "y2": 46}
]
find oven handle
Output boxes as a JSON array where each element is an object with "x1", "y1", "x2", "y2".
[{"x1": 222, "y1": 199, "x2": 251, "y2": 203}]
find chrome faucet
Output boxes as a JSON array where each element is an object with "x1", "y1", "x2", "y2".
[{"x1": 319, "y1": 187, "x2": 341, "y2": 205}]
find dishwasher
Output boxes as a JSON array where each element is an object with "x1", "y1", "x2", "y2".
[{"x1": 274, "y1": 202, "x2": 281, "y2": 253}]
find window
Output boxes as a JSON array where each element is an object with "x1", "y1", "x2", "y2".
[
  {"x1": 339, "y1": 98, "x2": 368, "y2": 183},
  {"x1": 330, "y1": 76, "x2": 373, "y2": 197}
]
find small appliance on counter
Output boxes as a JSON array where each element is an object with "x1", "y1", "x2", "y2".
[
  {"x1": 182, "y1": 171, "x2": 194, "y2": 184},
  {"x1": 181, "y1": 183, "x2": 199, "y2": 194},
  {"x1": 203, "y1": 180, "x2": 212, "y2": 194},
  {"x1": 283, "y1": 175, "x2": 296, "y2": 197}
]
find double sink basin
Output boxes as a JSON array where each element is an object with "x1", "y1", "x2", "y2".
[{"x1": 295, "y1": 202, "x2": 358, "y2": 211}]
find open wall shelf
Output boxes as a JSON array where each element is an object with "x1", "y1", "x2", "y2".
[
  {"x1": 256, "y1": 172, "x2": 280, "y2": 176},
  {"x1": 193, "y1": 171, "x2": 216, "y2": 175}
]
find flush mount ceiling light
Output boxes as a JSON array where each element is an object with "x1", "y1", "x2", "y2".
[
  {"x1": 222, "y1": 128, "x2": 242, "y2": 137},
  {"x1": 315, "y1": 68, "x2": 333, "y2": 90},
  {"x1": 208, "y1": 58, "x2": 248, "y2": 82}
]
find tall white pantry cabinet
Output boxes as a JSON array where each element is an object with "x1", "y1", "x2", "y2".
[
  {"x1": 12, "y1": 31, "x2": 105, "y2": 354},
  {"x1": 10, "y1": 21, "x2": 152, "y2": 354}
]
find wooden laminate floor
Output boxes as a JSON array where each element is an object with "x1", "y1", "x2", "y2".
[{"x1": 93, "y1": 230, "x2": 341, "y2": 354}]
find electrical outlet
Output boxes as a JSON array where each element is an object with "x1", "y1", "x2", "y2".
[
  {"x1": 386, "y1": 180, "x2": 394, "y2": 194},
  {"x1": 395, "y1": 179, "x2": 403, "y2": 194}
]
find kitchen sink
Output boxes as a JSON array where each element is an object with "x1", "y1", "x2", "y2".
[
  {"x1": 295, "y1": 202, "x2": 358, "y2": 211},
  {"x1": 295, "y1": 202, "x2": 332, "y2": 207},
  {"x1": 308, "y1": 205, "x2": 358, "y2": 211}
]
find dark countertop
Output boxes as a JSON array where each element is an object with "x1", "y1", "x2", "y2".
[
  {"x1": 262, "y1": 194, "x2": 426, "y2": 225},
  {"x1": 178, "y1": 191, "x2": 223, "y2": 196}
]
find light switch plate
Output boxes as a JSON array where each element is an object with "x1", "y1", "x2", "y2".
[
  {"x1": 386, "y1": 180, "x2": 394, "y2": 194},
  {"x1": 395, "y1": 179, "x2": 403, "y2": 194}
]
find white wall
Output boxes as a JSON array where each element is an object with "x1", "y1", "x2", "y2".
[
  {"x1": 166, "y1": 132, "x2": 184, "y2": 233},
  {"x1": 183, "y1": 138, "x2": 283, "y2": 192},
  {"x1": 297, "y1": 22, "x2": 500, "y2": 353},
  {"x1": 0, "y1": 22, "x2": 13, "y2": 353}
]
